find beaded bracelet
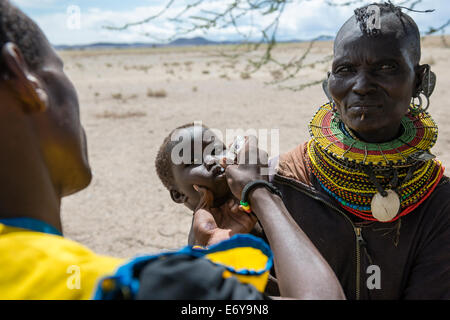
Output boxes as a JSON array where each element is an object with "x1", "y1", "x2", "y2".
[{"x1": 239, "y1": 180, "x2": 283, "y2": 213}]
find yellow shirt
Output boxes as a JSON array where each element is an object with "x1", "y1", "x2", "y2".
[
  {"x1": 0, "y1": 220, "x2": 272, "y2": 300},
  {"x1": 0, "y1": 223, "x2": 124, "y2": 300}
]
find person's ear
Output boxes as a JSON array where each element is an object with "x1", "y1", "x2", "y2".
[
  {"x1": 1, "y1": 42, "x2": 48, "y2": 113},
  {"x1": 170, "y1": 189, "x2": 188, "y2": 204},
  {"x1": 414, "y1": 64, "x2": 436, "y2": 98}
]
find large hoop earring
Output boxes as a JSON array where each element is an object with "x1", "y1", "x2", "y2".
[
  {"x1": 410, "y1": 93, "x2": 430, "y2": 116},
  {"x1": 410, "y1": 64, "x2": 436, "y2": 116}
]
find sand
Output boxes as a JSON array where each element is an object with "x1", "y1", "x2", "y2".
[{"x1": 59, "y1": 36, "x2": 450, "y2": 259}]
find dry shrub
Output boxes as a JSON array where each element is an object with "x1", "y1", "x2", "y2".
[
  {"x1": 112, "y1": 93, "x2": 122, "y2": 100},
  {"x1": 270, "y1": 70, "x2": 283, "y2": 80},
  {"x1": 147, "y1": 88, "x2": 167, "y2": 98},
  {"x1": 240, "y1": 72, "x2": 251, "y2": 79}
]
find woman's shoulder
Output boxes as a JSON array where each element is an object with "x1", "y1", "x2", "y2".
[{"x1": 272, "y1": 141, "x2": 311, "y2": 185}]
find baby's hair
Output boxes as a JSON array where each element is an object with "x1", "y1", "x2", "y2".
[
  {"x1": 155, "y1": 122, "x2": 210, "y2": 191},
  {"x1": 0, "y1": 0, "x2": 46, "y2": 70}
]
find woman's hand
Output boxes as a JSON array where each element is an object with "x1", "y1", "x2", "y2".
[
  {"x1": 222, "y1": 135, "x2": 269, "y2": 200},
  {"x1": 192, "y1": 185, "x2": 257, "y2": 247}
]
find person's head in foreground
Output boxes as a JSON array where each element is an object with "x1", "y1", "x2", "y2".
[
  {"x1": 155, "y1": 123, "x2": 232, "y2": 211},
  {"x1": 0, "y1": 0, "x2": 91, "y2": 231},
  {"x1": 0, "y1": 1, "x2": 274, "y2": 300}
]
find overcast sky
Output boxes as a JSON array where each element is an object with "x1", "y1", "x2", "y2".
[{"x1": 12, "y1": 0, "x2": 450, "y2": 45}]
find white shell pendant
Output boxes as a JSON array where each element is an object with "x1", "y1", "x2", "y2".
[{"x1": 371, "y1": 189, "x2": 400, "y2": 222}]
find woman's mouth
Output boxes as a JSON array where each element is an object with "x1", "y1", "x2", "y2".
[{"x1": 348, "y1": 104, "x2": 382, "y2": 119}]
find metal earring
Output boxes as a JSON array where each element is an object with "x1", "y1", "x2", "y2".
[{"x1": 410, "y1": 65, "x2": 436, "y2": 115}]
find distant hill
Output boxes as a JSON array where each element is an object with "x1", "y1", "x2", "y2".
[
  {"x1": 54, "y1": 35, "x2": 334, "y2": 51},
  {"x1": 168, "y1": 36, "x2": 218, "y2": 46}
]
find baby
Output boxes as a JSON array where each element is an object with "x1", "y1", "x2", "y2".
[{"x1": 155, "y1": 122, "x2": 257, "y2": 246}]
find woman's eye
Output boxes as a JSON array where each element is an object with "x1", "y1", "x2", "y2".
[
  {"x1": 335, "y1": 66, "x2": 353, "y2": 73},
  {"x1": 378, "y1": 63, "x2": 396, "y2": 71}
]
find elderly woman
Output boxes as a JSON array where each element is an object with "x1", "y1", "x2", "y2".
[{"x1": 203, "y1": 2, "x2": 449, "y2": 300}]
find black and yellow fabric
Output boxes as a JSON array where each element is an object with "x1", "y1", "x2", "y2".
[
  {"x1": 94, "y1": 234, "x2": 273, "y2": 300},
  {"x1": 0, "y1": 218, "x2": 272, "y2": 300}
]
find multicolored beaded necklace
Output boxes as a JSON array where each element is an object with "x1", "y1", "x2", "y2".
[{"x1": 307, "y1": 102, "x2": 444, "y2": 222}]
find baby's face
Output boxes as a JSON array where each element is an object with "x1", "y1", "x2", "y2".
[{"x1": 170, "y1": 126, "x2": 230, "y2": 210}]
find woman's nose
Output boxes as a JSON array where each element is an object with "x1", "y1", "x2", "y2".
[{"x1": 352, "y1": 72, "x2": 377, "y2": 96}]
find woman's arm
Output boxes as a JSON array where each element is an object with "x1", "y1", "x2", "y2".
[
  {"x1": 225, "y1": 136, "x2": 345, "y2": 299},
  {"x1": 248, "y1": 187, "x2": 345, "y2": 299}
]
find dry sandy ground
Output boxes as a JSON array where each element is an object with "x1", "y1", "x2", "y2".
[{"x1": 59, "y1": 36, "x2": 450, "y2": 259}]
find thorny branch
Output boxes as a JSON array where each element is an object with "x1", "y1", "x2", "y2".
[{"x1": 104, "y1": 0, "x2": 448, "y2": 91}]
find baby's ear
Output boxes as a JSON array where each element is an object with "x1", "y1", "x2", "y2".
[{"x1": 170, "y1": 189, "x2": 187, "y2": 204}]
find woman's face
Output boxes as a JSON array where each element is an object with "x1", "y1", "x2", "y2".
[{"x1": 328, "y1": 32, "x2": 418, "y2": 143}]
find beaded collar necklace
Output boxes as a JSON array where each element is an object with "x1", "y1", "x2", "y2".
[{"x1": 307, "y1": 102, "x2": 444, "y2": 222}]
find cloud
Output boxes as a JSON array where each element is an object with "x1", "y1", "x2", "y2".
[{"x1": 12, "y1": 0, "x2": 450, "y2": 45}]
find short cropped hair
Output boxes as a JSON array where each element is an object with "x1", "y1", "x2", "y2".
[
  {"x1": 0, "y1": 0, "x2": 45, "y2": 70},
  {"x1": 155, "y1": 122, "x2": 210, "y2": 191}
]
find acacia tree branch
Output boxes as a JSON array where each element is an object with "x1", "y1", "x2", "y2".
[{"x1": 103, "y1": 0, "x2": 448, "y2": 91}]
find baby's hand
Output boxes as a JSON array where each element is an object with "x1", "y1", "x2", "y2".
[{"x1": 192, "y1": 185, "x2": 257, "y2": 247}]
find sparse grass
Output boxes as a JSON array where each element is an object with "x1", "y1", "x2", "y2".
[
  {"x1": 111, "y1": 93, "x2": 139, "y2": 101},
  {"x1": 202, "y1": 70, "x2": 210, "y2": 74},
  {"x1": 240, "y1": 72, "x2": 251, "y2": 79},
  {"x1": 270, "y1": 70, "x2": 283, "y2": 80},
  {"x1": 192, "y1": 86, "x2": 198, "y2": 92},
  {"x1": 112, "y1": 93, "x2": 122, "y2": 100},
  {"x1": 124, "y1": 65, "x2": 153, "y2": 72},
  {"x1": 106, "y1": 63, "x2": 113, "y2": 68},
  {"x1": 95, "y1": 110, "x2": 147, "y2": 119},
  {"x1": 147, "y1": 88, "x2": 167, "y2": 98}
]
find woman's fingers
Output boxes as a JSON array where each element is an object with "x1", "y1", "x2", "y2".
[{"x1": 193, "y1": 185, "x2": 214, "y2": 211}]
